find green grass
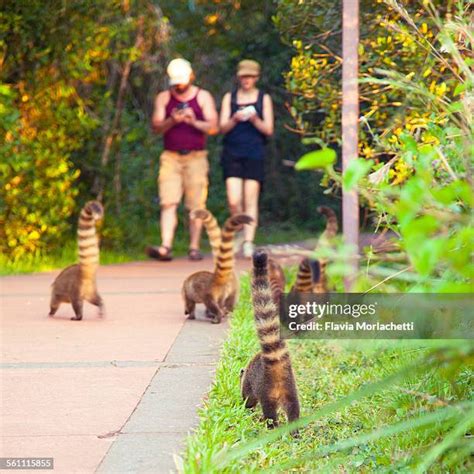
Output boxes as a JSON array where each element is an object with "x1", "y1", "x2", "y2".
[
  {"x1": 0, "y1": 223, "x2": 316, "y2": 275},
  {"x1": 181, "y1": 271, "x2": 473, "y2": 473}
]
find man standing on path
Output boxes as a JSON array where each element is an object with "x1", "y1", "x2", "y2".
[{"x1": 147, "y1": 58, "x2": 218, "y2": 261}]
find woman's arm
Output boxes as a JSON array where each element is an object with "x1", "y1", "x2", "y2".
[
  {"x1": 219, "y1": 92, "x2": 239, "y2": 134},
  {"x1": 249, "y1": 94, "x2": 274, "y2": 136}
]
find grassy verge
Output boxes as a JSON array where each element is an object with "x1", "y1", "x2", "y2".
[
  {"x1": 0, "y1": 224, "x2": 315, "y2": 275},
  {"x1": 181, "y1": 272, "x2": 473, "y2": 473}
]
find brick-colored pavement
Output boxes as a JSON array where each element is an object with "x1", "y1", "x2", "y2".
[{"x1": 0, "y1": 257, "x2": 250, "y2": 473}]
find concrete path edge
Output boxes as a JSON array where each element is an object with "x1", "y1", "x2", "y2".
[{"x1": 96, "y1": 318, "x2": 229, "y2": 474}]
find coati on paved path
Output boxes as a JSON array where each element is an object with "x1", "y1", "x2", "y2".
[
  {"x1": 182, "y1": 212, "x2": 252, "y2": 324},
  {"x1": 49, "y1": 201, "x2": 104, "y2": 321}
]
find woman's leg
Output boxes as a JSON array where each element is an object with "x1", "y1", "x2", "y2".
[
  {"x1": 243, "y1": 179, "x2": 260, "y2": 243},
  {"x1": 226, "y1": 177, "x2": 244, "y2": 215}
]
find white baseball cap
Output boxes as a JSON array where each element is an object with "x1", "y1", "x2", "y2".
[{"x1": 167, "y1": 58, "x2": 193, "y2": 86}]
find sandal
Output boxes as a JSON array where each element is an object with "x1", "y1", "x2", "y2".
[
  {"x1": 188, "y1": 248, "x2": 204, "y2": 261},
  {"x1": 146, "y1": 245, "x2": 173, "y2": 261}
]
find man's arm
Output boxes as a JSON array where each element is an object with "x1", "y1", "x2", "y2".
[
  {"x1": 186, "y1": 90, "x2": 218, "y2": 135},
  {"x1": 152, "y1": 91, "x2": 177, "y2": 134},
  {"x1": 249, "y1": 94, "x2": 274, "y2": 136}
]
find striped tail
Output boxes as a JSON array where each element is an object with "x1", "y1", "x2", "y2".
[
  {"x1": 213, "y1": 214, "x2": 253, "y2": 283},
  {"x1": 191, "y1": 209, "x2": 222, "y2": 262},
  {"x1": 313, "y1": 260, "x2": 327, "y2": 293},
  {"x1": 78, "y1": 201, "x2": 103, "y2": 276},
  {"x1": 317, "y1": 206, "x2": 338, "y2": 243},
  {"x1": 268, "y1": 258, "x2": 285, "y2": 303},
  {"x1": 293, "y1": 259, "x2": 313, "y2": 292},
  {"x1": 252, "y1": 251, "x2": 288, "y2": 363}
]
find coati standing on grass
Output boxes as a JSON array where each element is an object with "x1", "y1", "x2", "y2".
[
  {"x1": 49, "y1": 201, "x2": 104, "y2": 321},
  {"x1": 316, "y1": 205, "x2": 338, "y2": 247},
  {"x1": 291, "y1": 205, "x2": 338, "y2": 294},
  {"x1": 268, "y1": 258, "x2": 286, "y2": 303},
  {"x1": 182, "y1": 213, "x2": 253, "y2": 324},
  {"x1": 291, "y1": 258, "x2": 322, "y2": 293},
  {"x1": 240, "y1": 251, "x2": 300, "y2": 429}
]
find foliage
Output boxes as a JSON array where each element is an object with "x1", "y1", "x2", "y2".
[
  {"x1": 0, "y1": 83, "x2": 82, "y2": 259},
  {"x1": 182, "y1": 273, "x2": 474, "y2": 472},
  {"x1": 0, "y1": 0, "x2": 169, "y2": 260},
  {"x1": 280, "y1": 0, "x2": 473, "y2": 291},
  {"x1": 1, "y1": 0, "x2": 334, "y2": 267},
  {"x1": 275, "y1": 0, "x2": 464, "y2": 158}
]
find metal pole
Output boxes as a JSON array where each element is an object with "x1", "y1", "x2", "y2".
[{"x1": 342, "y1": 0, "x2": 360, "y2": 291}]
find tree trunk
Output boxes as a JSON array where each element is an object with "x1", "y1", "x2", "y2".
[
  {"x1": 93, "y1": 16, "x2": 144, "y2": 201},
  {"x1": 342, "y1": 0, "x2": 360, "y2": 290}
]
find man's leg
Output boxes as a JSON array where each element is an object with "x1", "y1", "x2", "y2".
[
  {"x1": 243, "y1": 179, "x2": 260, "y2": 243},
  {"x1": 150, "y1": 151, "x2": 183, "y2": 258},
  {"x1": 189, "y1": 213, "x2": 203, "y2": 251},
  {"x1": 160, "y1": 203, "x2": 178, "y2": 249},
  {"x1": 184, "y1": 151, "x2": 209, "y2": 255}
]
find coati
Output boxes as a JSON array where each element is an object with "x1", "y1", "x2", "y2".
[
  {"x1": 316, "y1": 205, "x2": 338, "y2": 247},
  {"x1": 49, "y1": 201, "x2": 104, "y2": 321},
  {"x1": 240, "y1": 251, "x2": 300, "y2": 429},
  {"x1": 291, "y1": 205, "x2": 338, "y2": 294},
  {"x1": 268, "y1": 258, "x2": 286, "y2": 303},
  {"x1": 291, "y1": 258, "x2": 322, "y2": 293},
  {"x1": 182, "y1": 213, "x2": 253, "y2": 324}
]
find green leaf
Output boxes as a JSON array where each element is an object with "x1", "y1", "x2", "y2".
[
  {"x1": 301, "y1": 136, "x2": 326, "y2": 147},
  {"x1": 294, "y1": 148, "x2": 336, "y2": 171},
  {"x1": 453, "y1": 81, "x2": 469, "y2": 96},
  {"x1": 432, "y1": 180, "x2": 474, "y2": 206},
  {"x1": 343, "y1": 158, "x2": 374, "y2": 191},
  {"x1": 0, "y1": 84, "x2": 14, "y2": 97},
  {"x1": 408, "y1": 238, "x2": 445, "y2": 276},
  {"x1": 447, "y1": 101, "x2": 463, "y2": 114}
]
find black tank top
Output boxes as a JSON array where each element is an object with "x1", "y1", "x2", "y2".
[{"x1": 222, "y1": 89, "x2": 266, "y2": 160}]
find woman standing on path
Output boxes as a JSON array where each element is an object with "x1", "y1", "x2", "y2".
[{"x1": 219, "y1": 60, "x2": 274, "y2": 258}]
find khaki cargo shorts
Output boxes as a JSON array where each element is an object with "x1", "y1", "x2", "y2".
[{"x1": 158, "y1": 150, "x2": 209, "y2": 210}]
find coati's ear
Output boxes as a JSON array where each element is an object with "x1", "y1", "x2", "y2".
[{"x1": 239, "y1": 368, "x2": 245, "y2": 378}]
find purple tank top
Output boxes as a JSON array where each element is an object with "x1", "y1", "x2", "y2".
[{"x1": 164, "y1": 90, "x2": 206, "y2": 151}]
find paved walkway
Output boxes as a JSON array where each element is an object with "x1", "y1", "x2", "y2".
[{"x1": 0, "y1": 257, "x2": 250, "y2": 473}]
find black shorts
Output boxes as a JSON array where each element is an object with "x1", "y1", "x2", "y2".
[{"x1": 221, "y1": 153, "x2": 264, "y2": 183}]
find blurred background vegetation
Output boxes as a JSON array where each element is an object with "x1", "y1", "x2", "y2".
[
  {"x1": 1, "y1": 0, "x2": 472, "y2": 294},
  {"x1": 1, "y1": 1, "x2": 472, "y2": 469},
  {"x1": 0, "y1": 0, "x2": 331, "y2": 272}
]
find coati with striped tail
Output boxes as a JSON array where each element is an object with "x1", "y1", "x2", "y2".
[
  {"x1": 291, "y1": 205, "x2": 338, "y2": 294},
  {"x1": 268, "y1": 258, "x2": 286, "y2": 303},
  {"x1": 190, "y1": 209, "x2": 222, "y2": 263},
  {"x1": 291, "y1": 258, "x2": 322, "y2": 293},
  {"x1": 49, "y1": 201, "x2": 104, "y2": 321},
  {"x1": 182, "y1": 213, "x2": 253, "y2": 324},
  {"x1": 240, "y1": 251, "x2": 300, "y2": 429}
]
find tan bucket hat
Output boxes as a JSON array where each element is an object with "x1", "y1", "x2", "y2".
[{"x1": 237, "y1": 59, "x2": 261, "y2": 76}]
